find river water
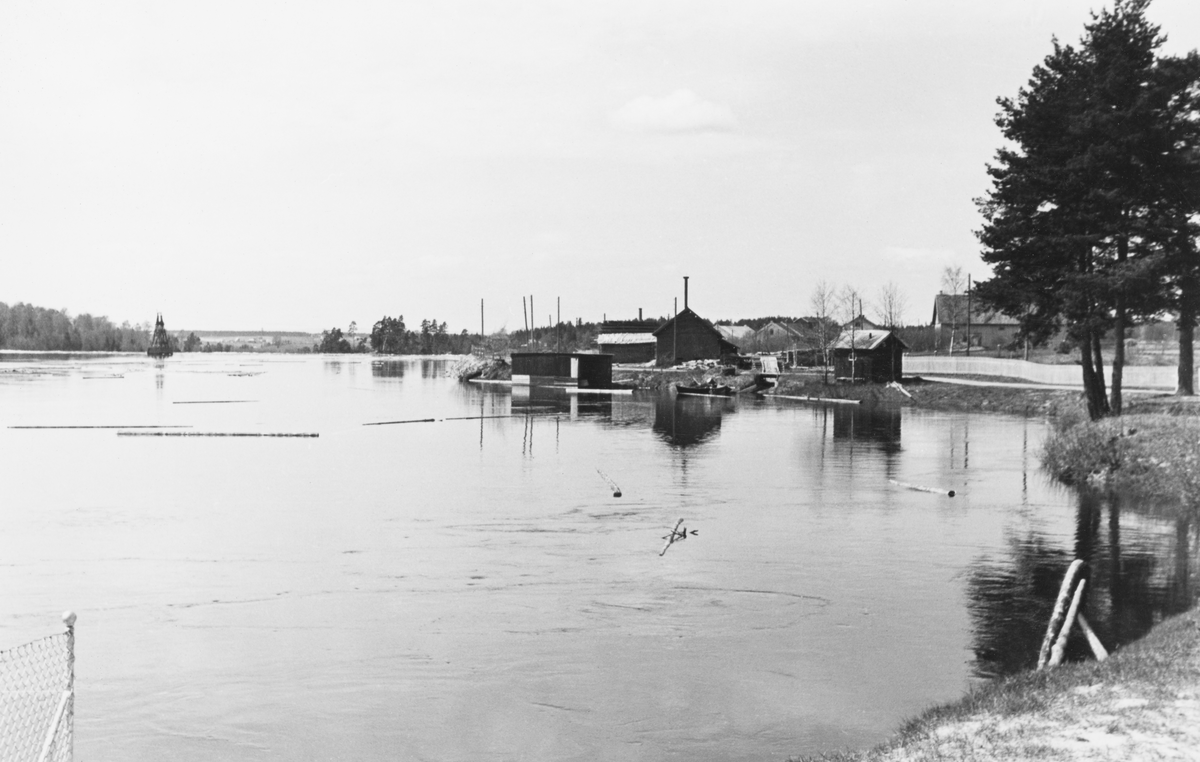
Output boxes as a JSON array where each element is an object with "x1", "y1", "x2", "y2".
[{"x1": 1, "y1": 353, "x2": 1196, "y2": 761}]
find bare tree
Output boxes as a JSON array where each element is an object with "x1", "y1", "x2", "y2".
[
  {"x1": 941, "y1": 265, "x2": 966, "y2": 354},
  {"x1": 838, "y1": 284, "x2": 864, "y2": 326},
  {"x1": 810, "y1": 281, "x2": 837, "y2": 382},
  {"x1": 874, "y1": 282, "x2": 907, "y2": 329}
]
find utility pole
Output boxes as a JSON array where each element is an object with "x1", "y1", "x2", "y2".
[
  {"x1": 966, "y1": 274, "x2": 972, "y2": 358},
  {"x1": 673, "y1": 297, "x2": 678, "y2": 366}
]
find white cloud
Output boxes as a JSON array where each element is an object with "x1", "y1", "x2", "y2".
[{"x1": 609, "y1": 89, "x2": 737, "y2": 134}]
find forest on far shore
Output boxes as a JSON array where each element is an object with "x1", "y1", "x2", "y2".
[{"x1": 0, "y1": 302, "x2": 150, "y2": 352}]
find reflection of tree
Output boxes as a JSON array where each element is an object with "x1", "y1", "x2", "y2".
[
  {"x1": 966, "y1": 492, "x2": 1197, "y2": 679},
  {"x1": 371, "y1": 361, "x2": 405, "y2": 378},
  {"x1": 653, "y1": 396, "x2": 726, "y2": 449},
  {"x1": 831, "y1": 405, "x2": 902, "y2": 454},
  {"x1": 966, "y1": 533, "x2": 1072, "y2": 679}
]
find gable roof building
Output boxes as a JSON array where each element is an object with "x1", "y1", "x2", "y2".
[
  {"x1": 830, "y1": 328, "x2": 908, "y2": 383},
  {"x1": 653, "y1": 307, "x2": 738, "y2": 366},
  {"x1": 597, "y1": 318, "x2": 660, "y2": 363},
  {"x1": 931, "y1": 293, "x2": 1021, "y2": 353}
]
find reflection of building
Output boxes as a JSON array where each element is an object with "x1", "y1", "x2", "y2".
[
  {"x1": 831, "y1": 330, "x2": 907, "y2": 383},
  {"x1": 831, "y1": 405, "x2": 901, "y2": 452},
  {"x1": 511, "y1": 385, "x2": 613, "y2": 418},
  {"x1": 652, "y1": 396, "x2": 727, "y2": 448}
]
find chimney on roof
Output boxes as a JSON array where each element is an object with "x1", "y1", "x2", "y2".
[
  {"x1": 638, "y1": 307, "x2": 642, "y2": 321},
  {"x1": 683, "y1": 276, "x2": 689, "y2": 310}
]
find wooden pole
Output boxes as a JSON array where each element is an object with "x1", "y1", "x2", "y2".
[
  {"x1": 660, "y1": 518, "x2": 685, "y2": 556},
  {"x1": 1076, "y1": 613, "x2": 1109, "y2": 662},
  {"x1": 557, "y1": 297, "x2": 560, "y2": 352},
  {"x1": 522, "y1": 296, "x2": 529, "y2": 345},
  {"x1": 1048, "y1": 577, "x2": 1087, "y2": 668},
  {"x1": 966, "y1": 274, "x2": 972, "y2": 357},
  {"x1": 1038, "y1": 559, "x2": 1086, "y2": 670}
]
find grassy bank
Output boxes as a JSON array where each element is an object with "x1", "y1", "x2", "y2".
[
  {"x1": 801, "y1": 606, "x2": 1200, "y2": 761},
  {"x1": 1043, "y1": 413, "x2": 1200, "y2": 513},
  {"x1": 800, "y1": 387, "x2": 1200, "y2": 761}
]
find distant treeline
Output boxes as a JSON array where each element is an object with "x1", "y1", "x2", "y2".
[
  {"x1": 316, "y1": 317, "x2": 606, "y2": 355},
  {"x1": 0, "y1": 302, "x2": 149, "y2": 352},
  {"x1": 318, "y1": 317, "x2": 472, "y2": 355}
]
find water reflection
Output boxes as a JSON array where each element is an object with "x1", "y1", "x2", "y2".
[
  {"x1": 371, "y1": 360, "x2": 406, "y2": 379},
  {"x1": 653, "y1": 395, "x2": 729, "y2": 448},
  {"x1": 967, "y1": 493, "x2": 1199, "y2": 679},
  {"x1": 510, "y1": 387, "x2": 613, "y2": 420},
  {"x1": 830, "y1": 405, "x2": 902, "y2": 453}
]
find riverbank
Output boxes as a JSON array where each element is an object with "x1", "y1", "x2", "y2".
[
  {"x1": 801, "y1": 605, "x2": 1200, "y2": 761},
  {"x1": 792, "y1": 381, "x2": 1200, "y2": 762}
]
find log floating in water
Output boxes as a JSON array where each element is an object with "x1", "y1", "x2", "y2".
[
  {"x1": 117, "y1": 432, "x2": 318, "y2": 438},
  {"x1": 363, "y1": 418, "x2": 438, "y2": 426},
  {"x1": 763, "y1": 394, "x2": 861, "y2": 405},
  {"x1": 889, "y1": 479, "x2": 955, "y2": 497},
  {"x1": 173, "y1": 400, "x2": 256, "y2": 404},
  {"x1": 363, "y1": 413, "x2": 561, "y2": 426},
  {"x1": 10, "y1": 425, "x2": 193, "y2": 430},
  {"x1": 596, "y1": 468, "x2": 622, "y2": 498}
]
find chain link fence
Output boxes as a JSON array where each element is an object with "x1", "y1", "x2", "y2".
[{"x1": 0, "y1": 613, "x2": 75, "y2": 762}]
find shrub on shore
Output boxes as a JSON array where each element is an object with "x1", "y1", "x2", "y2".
[{"x1": 1042, "y1": 413, "x2": 1200, "y2": 513}]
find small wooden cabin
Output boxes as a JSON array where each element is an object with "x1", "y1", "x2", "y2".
[
  {"x1": 596, "y1": 319, "x2": 660, "y2": 364},
  {"x1": 511, "y1": 352, "x2": 614, "y2": 388},
  {"x1": 652, "y1": 308, "x2": 738, "y2": 367},
  {"x1": 830, "y1": 329, "x2": 907, "y2": 383}
]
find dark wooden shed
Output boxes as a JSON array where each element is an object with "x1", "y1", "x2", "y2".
[
  {"x1": 830, "y1": 330, "x2": 907, "y2": 383},
  {"x1": 652, "y1": 308, "x2": 738, "y2": 367},
  {"x1": 597, "y1": 319, "x2": 660, "y2": 364},
  {"x1": 511, "y1": 352, "x2": 614, "y2": 388}
]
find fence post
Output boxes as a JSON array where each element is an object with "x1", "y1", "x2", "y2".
[{"x1": 36, "y1": 611, "x2": 76, "y2": 762}]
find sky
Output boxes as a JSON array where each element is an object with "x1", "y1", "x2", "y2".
[{"x1": 4, "y1": 1, "x2": 1200, "y2": 334}]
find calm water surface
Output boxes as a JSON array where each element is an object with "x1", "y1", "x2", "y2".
[{"x1": 1, "y1": 353, "x2": 1196, "y2": 761}]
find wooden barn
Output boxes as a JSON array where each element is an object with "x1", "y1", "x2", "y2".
[
  {"x1": 653, "y1": 308, "x2": 738, "y2": 366},
  {"x1": 511, "y1": 352, "x2": 614, "y2": 388},
  {"x1": 596, "y1": 318, "x2": 660, "y2": 364},
  {"x1": 830, "y1": 329, "x2": 907, "y2": 383}
]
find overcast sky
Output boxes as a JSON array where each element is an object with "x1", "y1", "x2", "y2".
[{"x1": 4, "y1": 1, "x2": 1200, "y2": 333}]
